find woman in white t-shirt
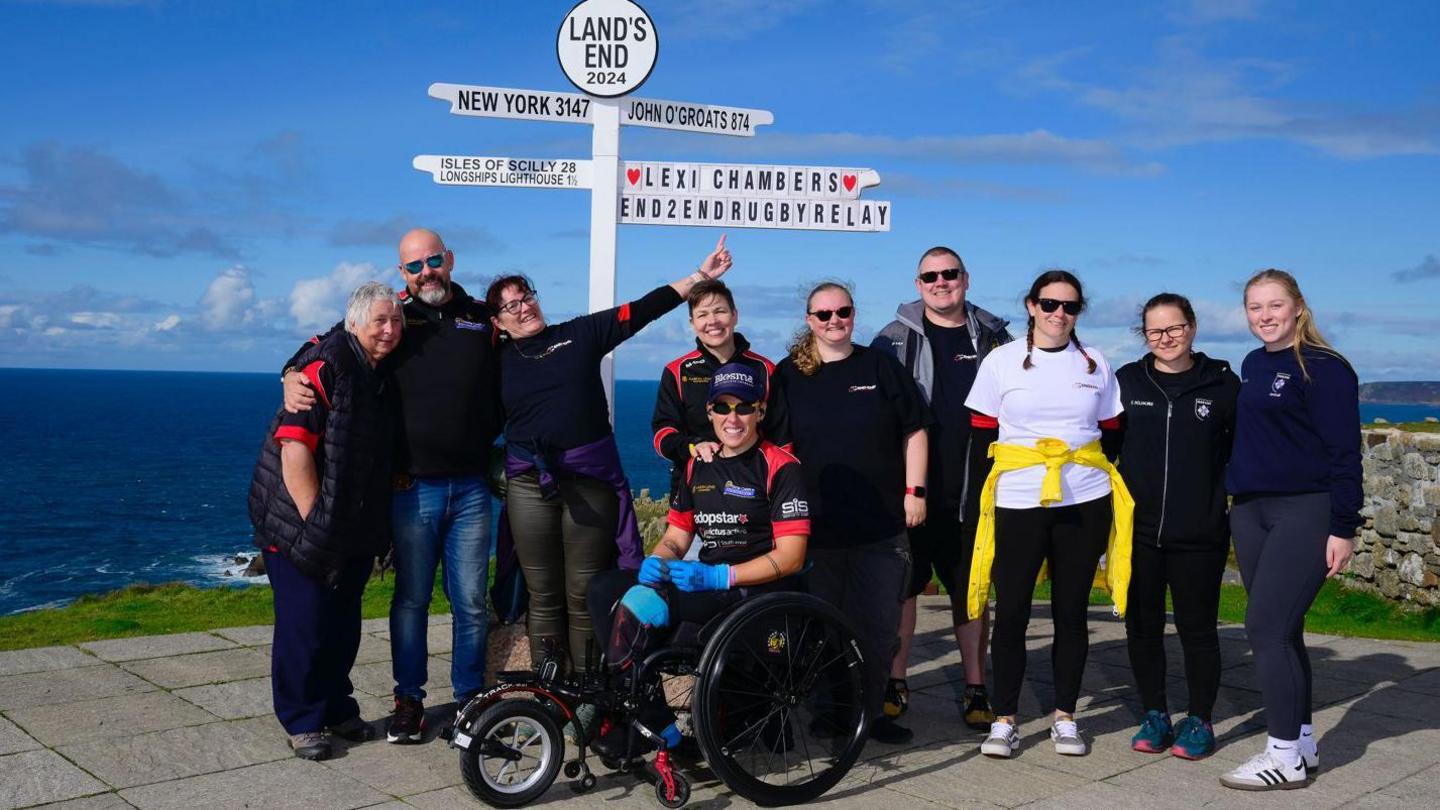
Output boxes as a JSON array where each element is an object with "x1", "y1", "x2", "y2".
[{"x1": 963, "y1": 269, "x2": 1127, "y2": 759}]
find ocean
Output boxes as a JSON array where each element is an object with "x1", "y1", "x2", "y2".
[{"x1": 0, "y1": 367, "x2": 1435, "y2": 615}]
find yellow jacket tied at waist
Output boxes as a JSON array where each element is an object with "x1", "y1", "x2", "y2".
[{"x1": 965, "y1": 438, "x2": 1135, "y2": 620}]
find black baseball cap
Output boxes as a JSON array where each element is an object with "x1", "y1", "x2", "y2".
[{"x1": 707, "y1": 363, "x2": 765, "y2": 403}]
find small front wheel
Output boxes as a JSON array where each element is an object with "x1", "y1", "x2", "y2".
[
  {"x1": 654, "y1": 770, "x2": 690, "y2": 808},
  {"x1": 459, "y1": 700, "x2": 564, "y2": 807}
]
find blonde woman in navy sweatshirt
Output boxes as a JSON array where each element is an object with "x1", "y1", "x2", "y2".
[{"x1": 1219, "y1": 270, "x2": 1360, "y2": 792}]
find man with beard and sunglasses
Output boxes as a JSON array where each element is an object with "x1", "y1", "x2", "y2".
[
  {"x1": 281, "y1": 228, "x2": 502, "y2": 745},
  {"x1": 871, "y1": 247, "x2": 1012, "y2": 732}
]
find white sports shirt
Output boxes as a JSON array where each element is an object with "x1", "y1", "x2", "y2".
[{"x1": 964, "y1": 339, "x2": 1123, "y2": 509}]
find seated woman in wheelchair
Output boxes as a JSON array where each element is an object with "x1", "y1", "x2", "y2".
[{"x1": 586, "y1": 363, "x2": 810, "y2": 759}]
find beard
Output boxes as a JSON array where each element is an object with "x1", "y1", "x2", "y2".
[{"x1": 414, "y1": 278, "x2": 450, "y2": 306}]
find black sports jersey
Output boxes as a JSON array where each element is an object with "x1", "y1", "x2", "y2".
[
  {"x1": 667, "y1": 441, "x2": 810, "y2": 565},
  {"x1": 923, "y1": 318, "x2": 979, "y2": 508},
  {"x1": 501, "y1": 285, "x2": 682, "y2": 451},
  {"x1": 651, "y1": 333, "x2": 786, "y2": 492}
]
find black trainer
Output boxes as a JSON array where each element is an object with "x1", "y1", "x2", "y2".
[
  {"x1": 869, "y1": 715, "x2": 914, "y2": 745},
  {"x1": 387, "y1": 696, "x2": 426, "y2": 744},
  {"x1": 329, "y1": 716, "x2": 375, "y2": 743}
]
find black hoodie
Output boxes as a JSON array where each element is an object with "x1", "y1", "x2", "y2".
[{"x1": 1115, "y1": 352, "x2": 1240, "y2": 551}]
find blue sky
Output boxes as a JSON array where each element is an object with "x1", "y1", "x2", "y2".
[{"x1": 1, "y1": 0, "x2": 1436, "y2": 380}]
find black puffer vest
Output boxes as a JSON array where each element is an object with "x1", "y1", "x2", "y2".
[{"x1": 248, "y1": 332, "x2": 393, "y2": 585}]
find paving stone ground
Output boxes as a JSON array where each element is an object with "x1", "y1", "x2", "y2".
[{"x1": 1, "y1": 598, "x2": 1436, "y2": 809}]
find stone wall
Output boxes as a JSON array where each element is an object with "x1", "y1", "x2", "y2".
[{"x1": 1352, "y1": 429, "x2": 1440, "y2": 606}]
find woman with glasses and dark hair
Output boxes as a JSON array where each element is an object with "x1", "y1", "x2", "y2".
[
  {"x1": 1115, "y1": 293, "x2": 1239, "y2": 761},
  {"x1": 963, "y1": 269, "x2": 1132, "y2": 760},
  {"x1": 769, "y1": 281, "x2": 929, "y2": 745},
  {"x1": 1218, "y1": 270, "x2": 1359, "y2": 791},
  {"x1": 484, "y1": 236, "x2": 733, "y2": 673}
]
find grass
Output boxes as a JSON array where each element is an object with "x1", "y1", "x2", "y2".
[
  {"x1": 0, "y1": 577, "x2": 451, "y2": 652},
  {"x1": 1364, "y1": 421, "x2": 1440, "y2": 432}
]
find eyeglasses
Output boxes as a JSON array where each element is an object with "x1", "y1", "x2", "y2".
[
  {"x1": 498, "y1": 291, "x2": 537, "y2": 316},
  {"x1": 1036, "y1": 298, "x2": 1082, "y2": 316},
  {"x1": 918, "y1": 268, "x2": 963, "y2": 284},
  {"x1": 808, "y1": 306, "x2": 854, "y2": 322},
  {"x1": 401, "y1": 253, "x2": 446, "y2": 274},
  {"x1": 709, "y1": 401, "x2": 760, "y2": 415},
  {"x1": 1143, "y1": 324, "x2": 1190, "y2": 341}
]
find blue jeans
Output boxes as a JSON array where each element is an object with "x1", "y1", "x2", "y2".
[{"x1": 390, "y1": 476, "x2": 493, "y2": 704}]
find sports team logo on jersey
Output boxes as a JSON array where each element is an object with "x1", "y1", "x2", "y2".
[
  {"x1": 1195, "y1": 398, "x2": 1213, "y2": 421},
  {"x1": 780, "y1": 498, "x2": 809, "y2": 519},
  {"x1": 454, "y1": 319, "x2": 489, "y2": 331},
  {"x1": 1270, "y1": 372, "x2": 1290, "y2": 397},
  {"x1": 848, "y1": 384, "x2": 876, "y2": 393},
  {"x1": 723, "y1": 482, "x2": 757, "y2": 498},
  {"x1": 953, "y1": 353, "x2": 977, "y2": 362},
  {"x1": 692, "y1": 483, "x2": 716, "y2": 494}
]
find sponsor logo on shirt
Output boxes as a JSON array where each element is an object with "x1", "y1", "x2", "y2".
[
  {"x1": 454, "y1": 319, "x2": 489, "y2": 331},
  {"x1": 682, "y1": 375, "x2": 712, "y2": 385},
  {"x1": 780, "y1": 498, "x2": 810, "y2": 519},
  {"x1": 692, "y1": 483, "x2": 716, "y2": 494},
  {"x1": 695, "y1": 511, "x2": 749, "y2": 525},
  {"x1": 849, "y1": 384, "x2": 876, "y2": 393},
  {"x1": 1073, "y1": 382, "x2": 1101, "y2": 390},
  {"x1": 723, "y1": 482, "x2": 757, "y2": 498},
  {"x1": 952, "y1": 353, "x2": 977, "y2": 362},
  {"x1": 714, "y1": 370, "x2": 756, "y2": 387},
  {"x1": 1130, "y1": 399, "x2": 1156, "y2": 407},
  {"x1": 683, "y1": 357, "x2": 707, "y2": 369},
  {"x1": 1195, "y1": 398, "x2": 1213, "y2": 420},
  {"x1": 1270, "y1": 372, "x2": 1290, "y2": 397},
  {"x1": 522, "y1": 339, "x2": 573, "y2": 359}
]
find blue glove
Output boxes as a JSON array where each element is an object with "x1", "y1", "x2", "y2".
[
  {"x1": 667, "y1": 561, "x2": 732, "y2": 593},
  {"x1": 639, "y1": 555, "x2": 668, "y2": 587},
  {"x1": 619, "y1": 585, "x2": 670, "y2": 628}
]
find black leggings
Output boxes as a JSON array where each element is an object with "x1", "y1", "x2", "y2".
[
  {"x1": 990, "y1": 497, "x2": 1111, "y2": 717},
  {"x1": 1124, "y1": 540, "x2": 1226, "y2": 720},
  {"x1": 1231, "y1": 492, "x2": 1330, "y2": 740}
]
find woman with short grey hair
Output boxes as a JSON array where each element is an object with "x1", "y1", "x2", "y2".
[{"x1": 248, "y1": 281, "x2": 403, "y2": 761}]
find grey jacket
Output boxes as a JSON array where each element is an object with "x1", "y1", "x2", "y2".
[{"x1": 870, "y1": 300, "x2": 1013, "y2": 404}]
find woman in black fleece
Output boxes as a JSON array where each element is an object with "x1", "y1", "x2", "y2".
[
  {"x1": 1115, "y1": 293, "x2": 1238, "y2": 761},
  {"x1": 1219, "y1": 270, "x2": 1360, "y2": 792}
]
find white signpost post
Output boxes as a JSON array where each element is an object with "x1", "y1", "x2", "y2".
[{"x1": 416, "y1": 0, "x2": 891, "y2": 409}]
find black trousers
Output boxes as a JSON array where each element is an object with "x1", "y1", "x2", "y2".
[
  {"x1": 266, "y1": 549, "x2": 372, "y2": 735},
  {"x1": 990, "y1": 497, "x2": 1111, "y2": 717},
  {"x1": 804, "y1": 535, "x2": 910, "y2": 720},
  {"x1": 587, "y1": 568, "x2": 789, "y2": 733},
  {"x1": 1231, "y1": 492, "x2": 1330, "y2": 739},
  {"x1": 1124, "y1": 540, "x2": 1227, "y2": 720}
]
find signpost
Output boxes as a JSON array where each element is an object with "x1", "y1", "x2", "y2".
[{"x1": 415, "y1": 0, "x2": 891, "y2": 409}]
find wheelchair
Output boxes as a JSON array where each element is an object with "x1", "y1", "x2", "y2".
[{"x1": 448, "y1": 591, "x2": 870, "y2": 808}]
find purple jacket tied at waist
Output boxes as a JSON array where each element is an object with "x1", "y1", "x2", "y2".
[{"x1": 502, "y1": 434, "x2": 643, "y2": 570}]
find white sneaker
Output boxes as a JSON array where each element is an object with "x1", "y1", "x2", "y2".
[
  {"x1": 1050, "y1": 719, "x2": 1087, "y2": 756},
  {"x1": 1220, "y1": 750, "x2": 1309, "y2": 791},
  {"x1": 980, "y1": 721, "x2": 1020, "y2": 758}
]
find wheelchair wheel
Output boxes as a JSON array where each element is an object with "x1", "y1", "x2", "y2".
[
  {"x1": 692, "y1": 592, "x2": 868, "y2": 807},
  {"x1": 459, "y1": 700, "x2": 564, "y2": 807}
]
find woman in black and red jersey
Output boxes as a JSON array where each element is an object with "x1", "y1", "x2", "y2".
[{"x1": 587, "y1": 363, "x2": 810, "y2": 758}]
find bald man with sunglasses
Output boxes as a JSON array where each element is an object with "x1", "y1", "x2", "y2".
[
  {"x1": 281, "y1": 228, "x2": 502, "y2": 745},
  {"x1": 871, "y1": 246, "x2": 1013, "y2": 731}
]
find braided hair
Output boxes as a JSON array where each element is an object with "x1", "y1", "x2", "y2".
[{"x1": 1021, "y1": 269, "x2": 1095, "y2": 373}]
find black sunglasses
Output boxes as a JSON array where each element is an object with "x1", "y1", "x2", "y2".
[
  {"x1": 808, "y1": 306, "x2": 854, "y2": 322},
  {"x1": 918, "y1": 268, "x2": 963, "y2": 284},
  {"x1": 498, "y1": 291, "x2": 537, "y2": 316},
  {"x1": 401, "y1": 253, "x2": 446, "y2": 274},
  {"x1": 1037, "y1": 298, "x2": 1082, "y2": 316},
  {"x1": 709, "y1": 401, "x2": 761, "y2": 415}
]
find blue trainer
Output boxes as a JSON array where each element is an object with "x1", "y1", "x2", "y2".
[
  {"x1": 1171, "y1": 715, "x2": 1216, "y2": 760},
  {"x1": 1131, "y1": 710, "x2": 1174, "y2": 753}
]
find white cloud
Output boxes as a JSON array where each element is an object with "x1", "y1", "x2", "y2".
[
  {"x1": 289, "y1": 262, "x2": 386, "y2": 331},
  {"x1": 199, "y1": 266, "x2": 259, "y2": 331},
  {"x1": 154, "y1": 314, "x2": 181, "y2": 331}
]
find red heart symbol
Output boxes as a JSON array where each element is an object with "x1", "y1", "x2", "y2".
[
  {"x1": 843, "y1": 174, "x2": 856, "y2": 192},
  {"x1": 626, "y1": 168, "x2": 641, "y2": 186}
]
